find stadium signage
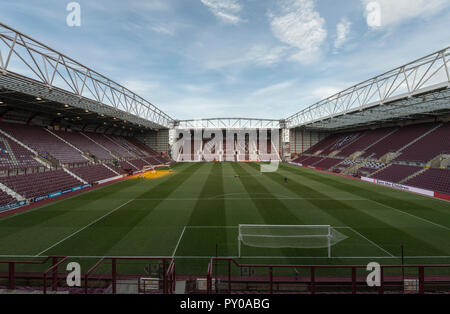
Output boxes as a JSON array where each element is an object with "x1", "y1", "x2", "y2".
[
  {"x1": 361, "y1": 177, "x2": 434, "y2": 197},
  {"x1": 0, "y1": 200, "x2": 27, "y2": 213},
  {"x1": 33, "y1": 184, "x2": 92, "y2": 203}
]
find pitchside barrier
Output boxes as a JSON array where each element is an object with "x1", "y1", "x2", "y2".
[
  {"x1": 0, "y1": 256, "x2": 175, "y2": 294},
  {"x1": 1, "y1": 256, "x2": 450, "y2": 294},
  {"x1": 206, "y1": 258, "x2": 450, "y2": 294}
]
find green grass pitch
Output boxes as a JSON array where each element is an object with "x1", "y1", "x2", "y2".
[{"x1": 1, "y1": 162, "x2": 450, "y2": 276}]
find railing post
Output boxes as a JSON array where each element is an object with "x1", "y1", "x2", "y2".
[
  {"x1": 418, "y1": 266, "x2": 424, "y2": 294},
  {"x1": 269, "y1": 267, "x2": 273, "y2": 294},
  {"x1": 84, "y1": 274, "x2": 88, "y2": 294},
  {"x1": 172, "y1": 264, "x2": 176, "y2": 293},
  {"x1": 163, "y1": 259, "x2": 167, "y2": 294},
  {"x1": 52, "y1": 256, "x2": 58, "y2": 291},
  {"x1": 43, "y1": 274, "x2": 47, "y2": 294},
  {"x1": 228, "y1": 259, "x2": 231, "y2": 293},
  {"x1": 112, "y1": 258, "x2": 117, "y2": 294},
  {"x1": 310, "y1": 266, "x2": 315, "y2": 294},
  {"x1": 8, "y1": 262, "x2": 15, "y2": 290},
  {"x1": 378, "y1": 267, "x2": 384, "y2": 294},
  {"x1": 352, "y1": 267, "x2": 356, "y2": 294}
]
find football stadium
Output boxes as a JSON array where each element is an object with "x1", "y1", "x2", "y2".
[{"x1": 0, "y1": 1, "x2": 449, "y2": 297}]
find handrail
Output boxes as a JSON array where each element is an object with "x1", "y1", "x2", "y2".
[
  {"x1": 43, "y1": 256, "x2": 68, "y2": 294},
  {"x1": 206, "y1": 257, "x2": 450, "y2": 294}
]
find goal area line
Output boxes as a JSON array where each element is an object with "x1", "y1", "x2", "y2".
[{"x1": 174, "y1": 225, "x2": 395, "y2": 260}]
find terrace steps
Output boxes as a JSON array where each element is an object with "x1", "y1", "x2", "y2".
[
  {"x1": 62, "y1": 166, "x2": 87, "y2": 185},
  {"x1": 399, "y1": 168, "x2": 428, "y2": 184},
  {"x1": 102, "y1": 163, "x2": 120, "y2": 176},
  {"x1": 363, "y1": 127, "x2": 400, "y2": 152},
  {"x1": 0, "y1": 182, "x2": 24, "y2": 201},
  {"x1": 397, "y1": 124, "x2": 443, "y2": 154},
  {"x1": 0, "y1": 127, "x2": 51, "y2": 170},
  {"x1": 81, "y1": 132, "x2": 116, "y2": 160},
  {"x1": 45, "y1": 129, "x2": 91, "y2": 163},
  {"x1": 368, "y1": 164, "x2": 392, "y2": 178}
]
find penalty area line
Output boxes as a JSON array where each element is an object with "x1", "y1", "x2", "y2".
[
  {"x1": 171, "y1": 226, "x2": 186, "y2": 258},
  {"x1": 347, "y1": 226, "x2": 395, "y2": 257},
  {"x1": 34, "y1": 199, "x2": 135, "y2": 257}
]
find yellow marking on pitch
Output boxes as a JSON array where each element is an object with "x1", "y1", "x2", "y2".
[{"x1": 141, "y1": 169, "x2": 174, "y2": 180}]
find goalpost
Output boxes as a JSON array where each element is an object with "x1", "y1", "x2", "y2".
[{"x1": 237, "y1": 225, "x2": 348, "y2": 258}]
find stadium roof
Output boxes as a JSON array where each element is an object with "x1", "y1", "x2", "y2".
[
  {"x1": 286, "y1": 47, "x2": 450, "y2": 131},
  {"x1": 0, "y1": 22, "x2": 173, "y2": 130},
  {"x1": 173, "y1": 118, "x2": 283, "y2": 130},
  {"x1": 0, "y1": 22, "x2": 449, "y2": 132}
]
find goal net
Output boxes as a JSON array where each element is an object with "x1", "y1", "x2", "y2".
[{"x1": 238, "y1": 225, "x2": 348, "y2": 258}]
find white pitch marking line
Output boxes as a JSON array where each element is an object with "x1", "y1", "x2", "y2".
[
  {"x1": 347, "y1": 226, "x2": 395, "y2": 257},
  {"x1": 185, "y1": 226, "x2": 238, "y2": 229},
  {"x1": 35, "y1": 199, "x2": 135, "y2": 257},
  {"x1": 134, "y1": 198, "x2": 366, "y2": 201},
  {"x1": 171, "y1": 226, "x2": 186, "y2": 258},
  {"x1": 369, "y1": 199, "x2": 450, "y2": 232}
]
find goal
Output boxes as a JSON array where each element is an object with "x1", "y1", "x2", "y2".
[{"x1": 237, "y1": 225, "x2": 347, "y2": 258}]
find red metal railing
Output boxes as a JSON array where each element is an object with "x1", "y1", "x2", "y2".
[
  {"x1": 206, "y1": 258, "x2": 450, "y2": 294},
  {"x1": 43, "y1": 256, "x2": 68, "y2": 294},
  {"x1": 165, "y1": 260, "x2": 176, "y2": 294},
  {"x1": 84, "y1": 257, "x2": 173, "y2": 294},
  {"x1": 0, "y1": 256, "x2": 66, "y2": 291}
]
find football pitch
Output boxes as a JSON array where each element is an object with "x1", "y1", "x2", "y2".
[{"x1": 1, "y1": 162, "x2": 450, "y2": 275}]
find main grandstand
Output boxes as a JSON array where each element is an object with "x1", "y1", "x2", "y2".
[{"x1": 0, "y1": 21, "x2": 449, "y2": 295}]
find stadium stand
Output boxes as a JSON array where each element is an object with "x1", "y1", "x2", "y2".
[
  {"x1": 0, "y1": 170, "x2": 82, "y2": 199},
  {"x1": 292, "y1": 122, "x2": 450, "y2": 195},
  {"x1": 0, "y1": 134, "x2": 41, "y2": 169},
  {"x1": 0, "y1": 123, "x2": 87, "y2": 164},
  {"x1": 362, "y1": 123, "x2": 437, "y2": 159},
  {"x1": 336, "y1": 128, "x2": 395, "y2": 158},
  {"x1": 55, "y1": 131, "x2": 113, "y2": 161},
  {"x1": 313, "y1": 157, "x2": 343, "y2": 169},
  {"x1": 70, "y1": 164, "x2": 118, "y2": 184},
  {"x1": 84, "y1": 133, "x2": 134, "y2": 158},
  {"x1": 108, "y1": 135, "x2": 148, "y2": 157},
  {"x1": 0, "y1": 190, "x2": 18, "y2": 206},
  {"x1": 371, "y1": 165, "x2": 422, "y2": 183},
  {"x1": 396, "y1": 123, "x2": 450, "y2": 163},
  {"x1": 405, "y1": 168, "x2": 450, "y2": 195},
  {"x1": 302, "y1": 156, "x2": 323, "y2": 166}
]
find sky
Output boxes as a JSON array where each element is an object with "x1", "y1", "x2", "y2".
[{"x1": 1, "y1": 0, "x2": 449, "y2": 120}]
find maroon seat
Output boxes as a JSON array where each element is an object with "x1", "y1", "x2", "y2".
[
  {"x1": 371, "y1": 165, "x2": 422, "y2": 183},
  {"x1": 405, "y1": 168, "x2": 450, "y2": 194},
  {"x1": 0, "y1": 170, "x2": 83, "y2": 199},
  {"x1": 71, "y1": 164, "x2": 117, "y2": 184},
  {"x1": 0, "y1": 123, "x2": 86, "y2": 164}
]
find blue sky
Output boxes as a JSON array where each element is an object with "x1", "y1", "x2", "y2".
[{"x1": 1, "y1": 0, "x2": 449, "y2": 120}]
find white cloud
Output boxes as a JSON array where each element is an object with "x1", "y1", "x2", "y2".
[
  {"x1": 200, "y1": 0, "x2": 243, "y2": 24},
  {"x1": 362, "y1": 0, "x2": 449, "y2": 29},
  {"x1": 151, "y1": 24, "x2": 175, "y2": 36},
  {"x1": 269, "y1": 0, "x2": 327, "y2": 64},
  {"x1": 252, "y1": 81, "x2": 294, "y2": 96},
  {"x1": 334, "y1": 18, "x2": 351, "y2": 50},
  {"x1": 121, "y1": 80, "x2": 160, "y2": 95},
  {"x1": 312, "y1": 87, "x2": 343, "y2": 100}
]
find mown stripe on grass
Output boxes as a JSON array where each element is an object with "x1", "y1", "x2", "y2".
[
  {"x1": 283, "y1": 164, "x2": 450, "y2": 228},
  {"x1": 40, "y1": 163, "x2": 204, "y2": 256},
  {"x1": 250, "y1": 163, "x2": 448, "y2": 257}
]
